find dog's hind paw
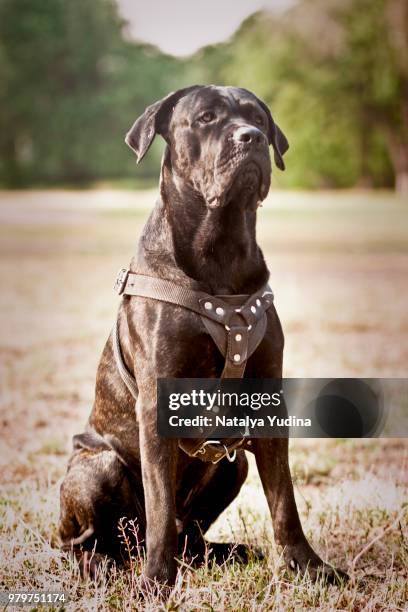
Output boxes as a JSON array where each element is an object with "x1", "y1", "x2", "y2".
[{"x1": 78, "y1": 551, "x2": 115, "y2": 581}]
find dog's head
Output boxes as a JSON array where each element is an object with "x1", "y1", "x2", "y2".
[{"x1": 126, "y1": 85, "x2": 288, "y2": 210}]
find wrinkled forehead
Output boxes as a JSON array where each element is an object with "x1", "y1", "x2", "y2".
[{"x1": 171, "y1": 86, "x2": 262, "y2": 120}]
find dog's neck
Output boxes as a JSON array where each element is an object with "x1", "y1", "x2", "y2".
[{"x1": 137, "y1": 155, "x2": 269, "y2": 294}]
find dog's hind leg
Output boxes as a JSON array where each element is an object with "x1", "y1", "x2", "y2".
[{"x1": 59, "y1": 448, "x2": 145, "y2": 578}]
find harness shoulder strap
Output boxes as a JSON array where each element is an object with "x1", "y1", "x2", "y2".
[
  {"x1": 115, "y1": 269, "x2": 208, "y2": 317},
  {"x1": 112, "y1": 316, "x2": 138, "y2": 399}
]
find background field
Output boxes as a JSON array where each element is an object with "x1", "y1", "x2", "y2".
[{"x1": 0, "y1": 189, "x2": 407, "y2": 610}]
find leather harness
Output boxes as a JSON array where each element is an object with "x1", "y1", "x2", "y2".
[{"x1": 112, "y1": 268, "x2": 274, "y2": 464}]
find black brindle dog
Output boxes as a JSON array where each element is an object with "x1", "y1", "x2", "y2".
[{"x1": 59, "y1": 85, "x2": 347, "y2": 586}]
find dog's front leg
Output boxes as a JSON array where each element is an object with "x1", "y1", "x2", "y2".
[
  {"x1": 138, "y1": 394, "x2": 178, "y2": 587},
  {"x1": 253, "y1": 438, "x2": 347, "y2": 581}
]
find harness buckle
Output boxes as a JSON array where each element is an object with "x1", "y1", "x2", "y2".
[
  {"x1": 114, "y1": 268, "x2": 129, "y2": 295},
  {"x1": 193, "y1": 440, "x2": 239, "y2": 464}
]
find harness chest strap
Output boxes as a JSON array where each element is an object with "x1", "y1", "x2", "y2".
[
  {"x1": 115, "y1": 270, "x2": 274, "y2": 376},
  {"x1": 112, "y1": 269, "x2": 274, "y2": 463}
]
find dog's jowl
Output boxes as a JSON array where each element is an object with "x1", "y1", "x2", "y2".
[{"x1": 59, "y1": 85, "x2": 347, "y2": 586}]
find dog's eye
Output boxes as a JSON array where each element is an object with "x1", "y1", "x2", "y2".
[
  {"x1": 254, "y1": 115, "x2": 264, "y2": 126},
  {"x1": 199, "y1": 111, "x2": 216, "y2": 124}
]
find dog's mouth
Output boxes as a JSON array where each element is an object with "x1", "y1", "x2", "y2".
[
  {"x1": 206, "y1": 157, "x2": 271, "y2": 210},
  {"x1": 231, "y1": 161, "x2": 262, "y2": 196}
]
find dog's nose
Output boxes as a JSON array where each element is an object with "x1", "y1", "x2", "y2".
[{"x1": 233, "y1": 126, "x2": 265, "y2": 145}]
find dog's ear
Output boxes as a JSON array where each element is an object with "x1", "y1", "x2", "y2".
[
  {"x1": 271, "y1": 123, "x2": 289, "y2": 171},
  {"x1": 256, "y1": 98, "x2": 289, "y2": 171},
  {"x1": 125, "y1": 86, "x2": 202, "y2": 163}
]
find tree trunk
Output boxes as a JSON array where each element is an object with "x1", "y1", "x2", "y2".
[
  {"x1": 1, "y1": 136, "x2": 22, "y2": 187},
  {"x1": 357, "y1": 113, "x2": 374, "y2": 188},
  {"x1": 396, "y1": 170, "x2": 408, "y2": 194},
  {"x1": 391, "y1": 142, "x2": 408, "y2": 196},
  {"x1": 385, "y1": 130, "x2": 408, "y2": 195}
]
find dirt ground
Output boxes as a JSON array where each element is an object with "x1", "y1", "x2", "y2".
[{"x1": 0, "y1": 189, "x2": 407, "y2": 610}]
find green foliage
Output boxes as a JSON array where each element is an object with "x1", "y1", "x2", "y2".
[
  {"x1": 208, "y1": 3, "x2": 405, "y2": 190},
  {"x1": 0, "y1": 0, "x2": 405, "y2": 189},
  {"x1": 0, "y1": 0, "x2": 183, "y2": 186}
]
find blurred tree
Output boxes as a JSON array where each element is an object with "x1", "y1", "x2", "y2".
[
  {"x1": 334, "y1": 0, "x2": 408, "y2": 193},
  {"x1": 0, "y1": 0, "x2": 121, "y2": 185},
  {"x1": 0, "y1": 0, "x2": 183, "y2": 186},
  {"x1": 205, "y1": 0, "x2": 406, "y2": 192},
  {"x1": 205, "y1": 11, "x2": 360, "y2": 189},
  {"x1": 0, "y1": 0, "x2": 405, "y2": 191}
]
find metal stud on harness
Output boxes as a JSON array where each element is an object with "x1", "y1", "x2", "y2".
[{"x1": 112, "y1": 269, "x2": 274, "y2": 463}]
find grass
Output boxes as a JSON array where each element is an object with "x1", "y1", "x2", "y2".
[{"x1": 0, "y1": 188, "x2": 407, "y2": 610}]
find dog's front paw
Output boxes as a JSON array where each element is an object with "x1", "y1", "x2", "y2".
[
  {"x1": 142, "y1": 555, "x2": 177, "y2": 595},
  {"x1": 139, "y1": 573, "x2": 174, "y2": 599},
  {"x1": 284, "y1": 544, "x2": 348, "y2": 585}
]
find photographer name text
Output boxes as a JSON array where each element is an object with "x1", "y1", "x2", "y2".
[{"x1": 167, "y1": 414, "x2": 311, "y2": 428}]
